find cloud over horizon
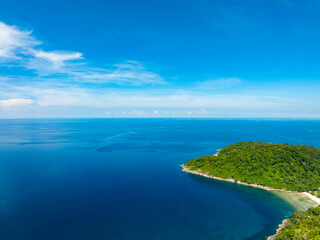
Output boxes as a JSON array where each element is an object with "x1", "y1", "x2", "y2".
[
  {"x1": 0, "y1": 20, "x2": 319, "y2": 118},
  {"x1": 0, "y1": 98, "x2": 33, "y2": 107}
]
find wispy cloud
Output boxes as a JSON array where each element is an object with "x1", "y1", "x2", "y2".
[
  {"x1": 0, "y1": 21, "x2": 319, "y2": 118},
  {"x1": 198, "y1": 78, "x2": 242, "y2": 89},
  {"x1": 0, "y1": 22, "x2": 40, "y2": 60},
  {"x1": 0, "y1": 98, "x2": 33, "y2": 107},
  {"x1": 0, "y1": 21, "x2": 83, "y2": 73},
  {"x1": 0, "y1": 21, "x2": 165, "y2": 85},
  {"x1": 1, "y1": 78, "x2": 319, "y2": 118},
  {"x1": 1, "y1": 82, "x2": 300, "y2": 109},
  {"x1": 32, "y1": 50, "x2": 83, "y2": 68},
  {"x1": 72, "y1": 61, "x2": 166, "y2": 85}
]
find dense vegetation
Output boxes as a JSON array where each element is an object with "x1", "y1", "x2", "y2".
[
  {"x1": 275, "y1": 205, "x2": 320, "y2": 239},
  {"x1": 310, "y1": 190, "x2": 320, "y2": 198},
  {"x1": 185, "y1": 142, "x2": 320, "y2": 191}
]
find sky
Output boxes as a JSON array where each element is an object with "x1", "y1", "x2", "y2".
[{"x1": 0, "y1": 0, "x2": 319, "y2": 118}]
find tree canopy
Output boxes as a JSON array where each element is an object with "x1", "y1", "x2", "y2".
[
  {"x1": 185, "y1": 142, "x2": 320, "y2": 191},
  {"x1": 275, "y1": 205, "x2": 320, "y2": 239}
]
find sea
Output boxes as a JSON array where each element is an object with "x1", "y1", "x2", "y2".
[{"x1": 0, "y1": 119, "x2": 319, "y2": 240}]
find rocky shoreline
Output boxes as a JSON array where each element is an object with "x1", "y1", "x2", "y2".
[{"x1": 266, "y1": 219, "x2": 289, "y2": 240}]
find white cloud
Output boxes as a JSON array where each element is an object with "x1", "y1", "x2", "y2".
[
  {"x1": 0, "y1": 98, "x2": 33, "y2": 107},
  {"x1": 0, "y1": 21, "x2": 165, "y2": 85},
  {"x1": 1, "y1": 22, "x2": 318, "y2": 118},
  {"x1": 7, "y1": 83, "x2": 294, "y2": 110},
  {"x1": 0, "y1": 21, "x2": 82, "y2": 73},
  {"x1": 75, "y1": 61, "x2": 165, "y2": 85},
  {"x1": 1, "y1": 81, "x2": 319, "y2": 118},
  {"x1": 0, "y1": 22, "x2": 40, "y2": 60},
  {"x1": 25, "y1": 50, "x2": 84, "y2": 75},
  {"x1": 113, "y1": 60, "x2": 145, "y2": 70},
  {"x1": 32, "y1": 50, "x2": 83, "y2": 67}
]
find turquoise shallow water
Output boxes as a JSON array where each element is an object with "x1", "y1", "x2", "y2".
[{"x1": 0, "y1": 119, "x2": 319, "y2": 240}]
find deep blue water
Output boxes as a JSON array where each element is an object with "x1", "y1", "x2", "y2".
[{"x1": 0, "y1": 119, "x2": 320, "y2": 240}]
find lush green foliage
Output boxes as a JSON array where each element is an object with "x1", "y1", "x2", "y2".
[
  {"x1": 310, "y1": 190, "x2": 320, "y2": 198},
  {"x1": 185, "y1": 142, "x2": 320, "y2": 191},
  {"x1": 275, "y1": 205, "x2": 320, "y2": 239}
]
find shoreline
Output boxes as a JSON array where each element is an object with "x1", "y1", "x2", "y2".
[
  {"x1": 182, "y1": 164, "x2": 304, "y2": 194},
  {"x1": 266, "y1": 219, "x2": 289, "y2": 240},
  {"x1": 303, "y1": 192, "x2": 320, "y2": 205},
  {"x1": 181, "y1": 164, "x2": 320, "y2": 239},
  {"x1": 181, "y1": 164, "x2": 320, "y2": 209}
]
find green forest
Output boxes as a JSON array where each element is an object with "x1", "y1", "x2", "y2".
[
  {"x1": 275, "y1": 205, "x2": 320, "y2": 239},
  {"x1": 185, "y1": 142, "x2": 320, "y2": 192}
]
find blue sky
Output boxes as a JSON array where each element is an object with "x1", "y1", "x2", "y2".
[{"x1": 0, "y1": 0, "x2": 319, "y2": 118}]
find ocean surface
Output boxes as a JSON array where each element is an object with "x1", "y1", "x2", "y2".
[{"x1": 0, "y1": 119, "x2": 319, "y2": 240}]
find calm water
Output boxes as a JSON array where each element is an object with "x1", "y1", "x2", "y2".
[{"x1": 0, "y1": 119, "x2": 320, "y2": 240}]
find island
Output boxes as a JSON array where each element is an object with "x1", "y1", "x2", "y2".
[{"x1": 182, "y1": 142, "x2": 320, "y2": 239}]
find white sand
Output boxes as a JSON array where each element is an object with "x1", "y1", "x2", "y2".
[{"x1": 303, "y1": 192, "x2": 320, "y2": 205}]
